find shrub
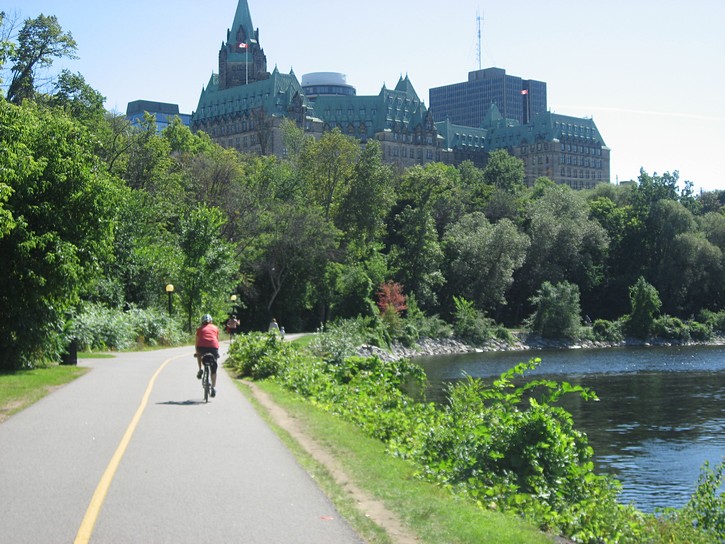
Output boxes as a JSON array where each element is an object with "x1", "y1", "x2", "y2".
[
  {"x1": 226, "y1": 332, "x2": 297, "y2": 379},
  {"x1": 453, "y1": 296, "x2": 497, "y2": 345},
  {"x1": 526, "y1": 281, "x2": 582, "y2": 339},
  {"x1": 404, "y1": 294, "x2": 452, "y2": 342},
  {"x1": 592, "y1": 318, "x2": 625, "y2": 343},
  {"x1": 698, "y1": 309, "x2": 725, "y2": 335},
  {"x1": 308, "y1": 317, "x2": 386, "y2": 364},
  {"x1": 69, "y1": 303, "x2": 183, "y2": 351},
  {"x1": 688, "y1": 320, "x2": 712, "y2": 342},
  {"x1": 627, "y1": 277, "x2": 661, "y2": 339},
  {"x1": 653, "y1": 315, "x2": 690, "y2": 342}
]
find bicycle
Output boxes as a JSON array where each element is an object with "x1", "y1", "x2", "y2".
[{"x1": 200, "y1": 352, "x2": 216, "y2": 403}]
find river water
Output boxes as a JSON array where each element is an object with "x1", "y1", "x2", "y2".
[{"x1": 414, "y1": 344, "x2": 725, "y2": 512}]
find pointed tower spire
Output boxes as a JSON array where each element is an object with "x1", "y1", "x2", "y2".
[
  {"x1": 218, "y1": 0, "x2": 269, "y2": 89},
  {"x1": 230, "y1": 0, "x2": 255, "y2": 46}
]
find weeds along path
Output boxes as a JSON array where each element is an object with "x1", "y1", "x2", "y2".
[{"x1": 243, "y1": 380, "x2": 420, "y2": 544}]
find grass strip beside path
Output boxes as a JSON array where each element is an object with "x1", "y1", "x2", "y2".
[
  {"x1": 0, "y1": 365, "x2": 89, "y2": 424},
  {"x1": 238, "y1": 378, "x2": 557, "y2": 544}
]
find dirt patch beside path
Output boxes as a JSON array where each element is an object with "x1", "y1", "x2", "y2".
[{"x1": 243, "y1": 380, "x2": 419, "y2": 544}]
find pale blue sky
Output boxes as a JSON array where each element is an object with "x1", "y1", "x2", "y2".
[{"x1": 8, "y1": 0, "x2": 725, "y2": 191}]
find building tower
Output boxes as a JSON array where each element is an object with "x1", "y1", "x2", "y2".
[
  {"x1": 429, "y1": 67, "x2": 546, "y2": 127},
  {"x1": 218, "y1": 0, "x2": 269, "y2": 89}
]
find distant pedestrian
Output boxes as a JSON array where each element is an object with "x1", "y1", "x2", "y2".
[
  {"x1": 226, "y1": 314, "x2": 240, "y2": 340},
  {"x1": 280, "y1": 326, "x2": 285, "y2": 340},
  {"x1": 268, "y1": 318, "x2": 280, "y2": 334}
]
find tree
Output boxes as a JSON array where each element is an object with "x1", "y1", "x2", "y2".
[
  {"x1": 5, "y1": 14, "x2": 77, "y2": 104},
  {"x1": 248, "y1": 202, "x2": 340, "y2": 324},
  {"x1": 177, "y1": 205, "x2": 237, "y2": 331},
  {"x1": 513, "y1": 184, "x2": 608, "y2": 319},
  {"x1": 527, "y1": 281, "x2": 582, "y2": 339},
  {"x1": 299, "y1": 128, "x2": 359, "y2": 222},
  {"x1": 443, "y1": 212, "x2": 529, "y2": 315},
  {"x1": 387, "y1": 205, "x2": 444, "y2": 310},
  {"x1": 42, "y1": 69, "x2": 105, "y2": 125},
  {"x1": 657, "y1": 232, "x2": 723, "y2": 315},
  {"x1": 626, "y1": 277, "x2": 661, "y2": 339},
  {"x1": 0, "y1": 100, "x2": 122, "y2": 368},
  {"x1": 482, "y1": 149, "x2": 526, "y2": 194},
  {"x1": 336, "y1": 140, "x2": 395, "y2": 247},
  {"x1": 398, "y1": 162, "x2": 464, "y2": 236}
]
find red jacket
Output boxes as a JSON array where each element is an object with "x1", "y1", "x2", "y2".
[{"x1": 196, "y1": 324, "x2": 219, "y2": 349}]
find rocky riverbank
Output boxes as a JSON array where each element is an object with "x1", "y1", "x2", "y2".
[{"x1": 357, "y1": 333, "x2": 725, "y2": 362}]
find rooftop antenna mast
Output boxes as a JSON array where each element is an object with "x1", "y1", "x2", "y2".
[{"x1": 476, "y1": 9, "x2": 483, "y2": 70}]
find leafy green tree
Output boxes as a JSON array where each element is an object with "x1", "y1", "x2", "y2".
[
  {"x1": 443, "y1": 212, "x2": 529, "y2": 315},
  {"x1": 527, "y1": 281, "x2": 582, "y2": 339},
  {"x1": 42, "y1": 69, "x2": 105, "y2": 126},
  {"x1": 456, "y1": 160, "x2": 490, "y2": 212},
  {"x1": 177, "y1": 204, "x2": 237, "y2": 331},
  {"x1": 626, "y1": 276, "x2": 661, "y2": 339},
  {"x1": 0, "y1": 100, "x2": 122, "y2": 368},
  {"x1": 657, "y1": 232, "x2": 723, "y2": 315},
  {"x1": 0, "y1": 12, "x2": 16, "y2": 87},
  {"x1": 248, "y1": 202, "x2": 340, "y2": 325},
  {"x1": 5, "y1": 14, "x2": 77, "y2": 104},
  {"x1": 299, "y1": 128, "x2": 359, "y2": 222},
  {"x1": 387, "y1": 205, "x2": 444, "y2": 310},
  {"x1": 399, "y1": 162, "x2": 465, "y2": 234},
  {"x1": 105, "y1": 189, "x2": 180, "y2": 309},
  {"x1": 122, "y1": 113, "x2": 174, "y2": 191},
  {"x1": 336, "y1": 140, "x2": 395, "y2": 247},
  {"x1": 482, "y1": 149, "x2": 526, "y2": 194},
  {"x1": 514, "y1": 184, "x2": 608, "y2": 319}
]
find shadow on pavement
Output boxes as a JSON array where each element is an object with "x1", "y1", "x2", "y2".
[{"x1": 156, "y1": 400, "x2": 206, "y2": 406}]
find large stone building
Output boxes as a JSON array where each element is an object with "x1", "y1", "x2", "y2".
[
  {"x1": 190, "y1": 0, "x2": 609, "y2": 188},
  {"x1": 190, "y1": 0, "x2": 442, "y2": 166}
]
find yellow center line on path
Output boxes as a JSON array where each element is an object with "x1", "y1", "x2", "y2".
[{"x1": 74, "y1": 355, "x2": 182, "y2": 544}]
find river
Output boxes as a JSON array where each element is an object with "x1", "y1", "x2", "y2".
[{"x1": 414, "y1": 344, "x2": 725, "y2": 513}]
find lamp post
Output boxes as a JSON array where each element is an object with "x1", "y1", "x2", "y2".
[
  {"x1": 165, "y1": 284, "x2": 174, "y2": 316},
  {"x1": 230, "y1": 294, "x2": 237, "y2": 311}
]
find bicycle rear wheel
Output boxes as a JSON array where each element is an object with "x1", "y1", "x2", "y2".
[{"x1": 202, "y1": 367, "x2": 210, "y2": 403}]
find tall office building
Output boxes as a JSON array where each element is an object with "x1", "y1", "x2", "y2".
[{"x1": 429, "y1": 67, "x2": 546, "y2": 127}]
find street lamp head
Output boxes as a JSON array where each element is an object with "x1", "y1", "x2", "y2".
[
  {"x1": 230, "y1": 294, "x2": 237, "y2": 302},
  {"x1": 165, "y1": 284, "x2": 174, "y2": 293}
]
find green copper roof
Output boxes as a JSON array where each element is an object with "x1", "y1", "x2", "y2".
[
  {"x1": 311, "y1": 76, "x2": 428, "y2": 138},
  {"x1": 435, "y1": 119, "x2": 488, "y2": 149},
  {"x1": 192, "y1": 68, "x2": 306, "y2": 122},
  {"x1": 485, "y1": 111, "x2": 606, "y2": 149}
]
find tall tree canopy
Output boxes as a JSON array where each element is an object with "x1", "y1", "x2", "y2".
[
  {"x1": 5, "y1": 14, "x2": 77, "y2": 104},
  {"x1": 0, "y1": 100, "x2": 122, "y2": 368}
]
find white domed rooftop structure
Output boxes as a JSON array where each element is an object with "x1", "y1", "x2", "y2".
[{"x1": 301, "y1": 72, "x2": 356, "y2": 100}]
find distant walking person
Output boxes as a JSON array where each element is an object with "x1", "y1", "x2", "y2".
[
  {"x1": 268, "y1": 318, "x2": 280, "y2": 334},
  {"x1": 226, "y1": 314, "x2": 240, "y2": 340},
  {"x1": 195, "y1": 314, "x2": 219, "y2": 397}
]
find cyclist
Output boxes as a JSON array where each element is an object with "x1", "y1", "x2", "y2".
[{"x1": 195, "y1": 314, "x2": 219, "y2": 397}]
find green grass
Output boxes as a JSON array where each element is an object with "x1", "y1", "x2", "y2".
[
  {"x1": 0, "y1": 365, "x2": 89, "y2": 421},
  {"x1": 239, "y1": 378, "x2": 556, "y2": 544},
  {"x1": 78, "y1": 352, "x2": 115, "y2": 359}
]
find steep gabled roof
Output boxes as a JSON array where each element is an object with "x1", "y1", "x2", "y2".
[
  {"x1": 192, "y1": 70, "x2": 307, "y2": 122},
  {"x1": 310, "y1": 76, "x2": 429, "y2": 138},
  {"x1": 485, "y1": 111, "x2": 607, "y2": 149}
]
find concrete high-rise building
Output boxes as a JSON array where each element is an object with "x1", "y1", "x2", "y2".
[{"x1": 429, "y1": 67, "x2": 546, "y2": 127}]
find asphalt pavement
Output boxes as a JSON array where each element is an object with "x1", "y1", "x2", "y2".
[{"x1": 0, "y1": 345, "x2": 363, "y2": 543}]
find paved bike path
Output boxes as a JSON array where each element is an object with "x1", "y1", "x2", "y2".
[{"x1": 0, "y1": 346, "x2": 363, "y2": 543}]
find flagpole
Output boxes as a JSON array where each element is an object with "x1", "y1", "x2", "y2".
[{"x1": 245, "y1": 43, "x2": 248, "y2": 85}]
